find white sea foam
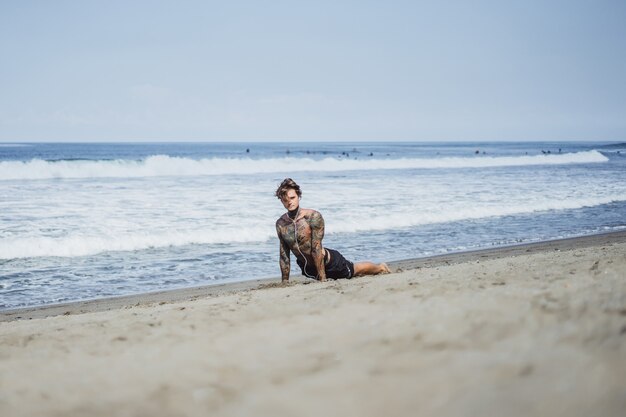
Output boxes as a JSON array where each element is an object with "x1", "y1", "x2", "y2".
[
  {"x1": 0, "y1": 227, "x2": 275, "y2": 259},
  {"x1": 327, "y1": 194, "x2": 626, "y2": 234},
  {"x1": 0, "y1": 150, "x2": 608, "y2": 180},
  {"x1": 2, "y1": 193, "x2": 624, "y2": 259}
]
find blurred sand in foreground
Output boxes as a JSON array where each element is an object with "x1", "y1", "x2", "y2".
[{"x1": 1, "y1": 234, "x2": 625, "y2": 417}]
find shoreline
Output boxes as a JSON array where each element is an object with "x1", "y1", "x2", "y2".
[{"x1": 3, "y1": 229, "x2": 625, "y2": 322}]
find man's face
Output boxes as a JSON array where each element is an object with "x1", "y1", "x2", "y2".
[{"x1": 281, "y1": 189, "x2": 300, "y2": 211}]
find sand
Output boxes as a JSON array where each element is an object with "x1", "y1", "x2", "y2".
[{"x1": 1, "y1": 232, "x2": 625, "y2": 417}]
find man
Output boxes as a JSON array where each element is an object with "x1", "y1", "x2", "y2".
[{"x1": 275, "y1": 178, "x2": 390, "y2": 282}]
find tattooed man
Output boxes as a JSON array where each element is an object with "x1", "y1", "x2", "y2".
[{"x1": 275, "y1": 178, "x2": 390, "y2": 282}]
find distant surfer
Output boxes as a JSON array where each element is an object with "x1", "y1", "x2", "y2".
[{"x1": 275, "y1": 178, "x2": 390, "y2": 282}]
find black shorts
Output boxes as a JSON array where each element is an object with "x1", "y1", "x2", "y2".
[{"x1": 297, "y1": 248, "x2": 355, "y2": 280}]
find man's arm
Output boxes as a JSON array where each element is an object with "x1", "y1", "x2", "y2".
[
  {"x1": 277, "y1": 224, "x2": 291, "y2": 282},
  {"x1": 309, "y1": 211, "x2": 326, "y2": 281}
]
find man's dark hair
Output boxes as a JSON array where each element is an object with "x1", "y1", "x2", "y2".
[{"x1": 275, "y1": 178, "x2": 302, "y2": 200}]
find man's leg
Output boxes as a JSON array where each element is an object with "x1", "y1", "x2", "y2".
[{"x1": 353, "y1": 262, "x2": 390, "y2": 276}]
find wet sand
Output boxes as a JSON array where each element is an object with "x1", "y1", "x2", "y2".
[{"x1": 1, "y1": 231, "x2": 625, "y2": 417}]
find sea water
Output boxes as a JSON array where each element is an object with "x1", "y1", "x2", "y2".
[{"x1": 1, "y1": 141, "x2": 625, "y2": 309}]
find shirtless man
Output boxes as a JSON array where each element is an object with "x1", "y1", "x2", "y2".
[{"x1": 275, "y1": 178, "x2": 390, "y2": 282}]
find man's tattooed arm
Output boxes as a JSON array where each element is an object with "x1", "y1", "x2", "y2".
[
  {"x1": 277, "y1": 223, "x2": 291, "y2": 282},
  {"x1": 309, "y1": 211, "x2": 326, "y2": 281}
]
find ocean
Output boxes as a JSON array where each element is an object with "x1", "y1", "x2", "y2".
[{"x1": 1, "y1": 141, "x2": 625, "y2": 310}]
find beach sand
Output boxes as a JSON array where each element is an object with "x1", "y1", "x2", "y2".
[{"x1": 1, "y1": 232, "x2": 625, "y2": 417}]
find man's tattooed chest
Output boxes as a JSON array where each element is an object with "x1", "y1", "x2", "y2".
[{"x1": 280, "y1": 219, "x2": 311, "y2": 247}]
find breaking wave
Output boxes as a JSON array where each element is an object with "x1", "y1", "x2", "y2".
[
  {"x1": 1, "y1": 194, "x2": 624, "y2": 259},
  {"x1": 0, "y1": 150, "x2": 609, "y2": 180}
]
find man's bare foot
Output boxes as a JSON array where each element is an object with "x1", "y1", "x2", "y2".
[{"x1": 354, "y1": 261, "x2": 391, "y2": 277}]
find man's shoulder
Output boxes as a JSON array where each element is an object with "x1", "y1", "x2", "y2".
[
  {"x1": 302, "y1": 208, "x2": 322, "y2": 218},
  {"x1": 302, "y1": 209, "x2": 324, "y2": 225},
  {"x1": 275, "y1": 214, "x2": 289, "y2": 226}
]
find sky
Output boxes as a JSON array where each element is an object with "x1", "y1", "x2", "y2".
[{"x1": 1, "y1": 0, "x2": 625, "y2": 142}]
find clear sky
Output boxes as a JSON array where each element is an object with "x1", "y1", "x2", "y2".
[{"x1": 1, "y1": 0, "x2": 625, "y2": 142}]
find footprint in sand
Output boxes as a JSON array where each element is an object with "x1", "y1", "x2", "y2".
[{"x1": 590, "y1": 260, "x2": 602, "y2": 275}]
